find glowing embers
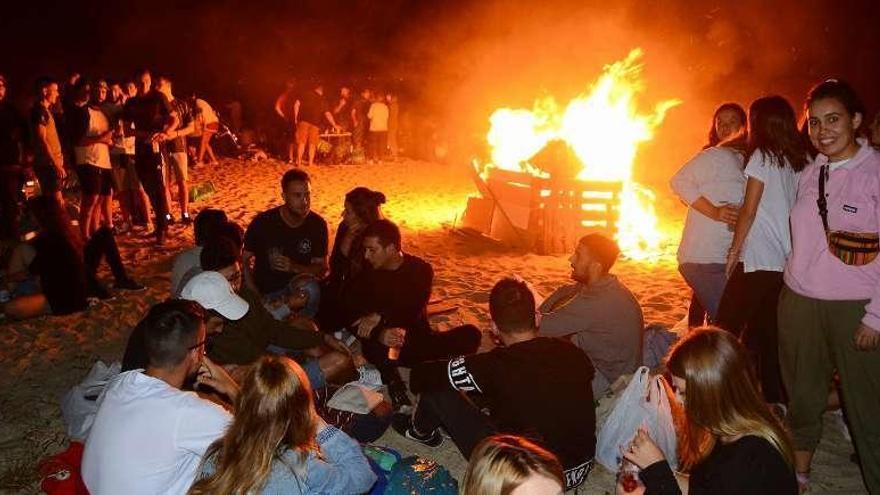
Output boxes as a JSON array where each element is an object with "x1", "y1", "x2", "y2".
[{"x1": 474, "y1": 48, "x2": 680, "y2": 259}]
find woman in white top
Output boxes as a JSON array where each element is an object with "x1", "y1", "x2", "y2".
[
  {"x1": 191, "y1": 95, "x2": 219, "y2": 165},
  {"x1": 716, "y1": 96, "x2": 807, "y2": 405},
  {"x1": 670, "y1": 103, "x2": 747, "y2": 325},
  {"x1": 69, "y1": 79, "x2": 114, "y2": 239}
]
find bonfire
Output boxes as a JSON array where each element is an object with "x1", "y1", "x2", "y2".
[{"x1": 469, "y1": 48, "x2": 681, "y2": 260}]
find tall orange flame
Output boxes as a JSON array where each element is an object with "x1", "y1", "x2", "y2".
[{"x1": 479, "y1": 48, "x2": 681, "y2": 259}]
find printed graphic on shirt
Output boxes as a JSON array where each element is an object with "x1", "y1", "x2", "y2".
[
  {"x1": 447, "y1": 356, "x2": 482, "y2": 393},
  {"x1": 297, "y1": 238, "x2": 312, "y2": 255},
  {"x1": 564, "y1": 459, "x2": 593, "y2": 490},
  {"x1": 843, "y1": 204, "x2": 858, "y2": 214}
]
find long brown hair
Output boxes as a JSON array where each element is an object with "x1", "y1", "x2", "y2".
[
  {"x1": 666, "y1": 327, "x2": 794, "y2": 470},
  {"x1": 188, "y1": 355, "x2": 319, "y2": 494},
  {"x1": 746, "y1": 96, "x2": 807, "y2": 172}
]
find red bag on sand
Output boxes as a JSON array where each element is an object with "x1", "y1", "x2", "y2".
[{"x1": 38, "y1": 441, "x2": 89, "y2": 495}]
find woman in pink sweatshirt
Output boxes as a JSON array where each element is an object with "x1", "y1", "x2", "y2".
[{"x1": 779, "y1": 79, "x2": 880, "y2": 494}]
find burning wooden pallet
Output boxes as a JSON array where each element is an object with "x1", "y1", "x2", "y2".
[{"x1": 461, "y1": 167, "x2": 621, "y2": 254}]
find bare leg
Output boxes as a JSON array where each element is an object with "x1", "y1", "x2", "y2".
[
  {"x1": 176, "y1": 179, "x2": 188, "y2": 217},
  {"x1": 80, "y1": 193, "x2": 98, "y2": 238},
  {"x1": 100, "y1": 194, "x2": 113, "y2": 229},
  {"x1": 307, "y1": 144, "x2": 316, "y2": 166},
  {"x1": 296, "y1": 141, "x2": 306, "y2": 167}
]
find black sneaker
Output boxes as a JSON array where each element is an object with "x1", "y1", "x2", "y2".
[
  {"x1": 115, "y1": 278, "x2": 146, "y2": 292},
  {"x1": 164, "y1": 213, "x2": 177, "y2": 225},
  {"x1": 88, "y1": 282, "x2": 113, "y2": 300},
  {"x1": 391, "y1": 413, "x2": 443, "y2": 448},
  {"x1": 180, "y1": 213, "x2": 193, "y2": 225}
]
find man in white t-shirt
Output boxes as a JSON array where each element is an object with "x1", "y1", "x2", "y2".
[
  {"x1": 82, "y1": 300, "x2": 240, "y2": 495},
  {"x1": 366, "y1": 97, "x2": 389, "y2": 162}
]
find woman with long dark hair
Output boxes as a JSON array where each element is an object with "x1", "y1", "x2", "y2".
[
  {"x1": 779, "y1": 79, "x2": 880, "y2": 493},
  {"x1": 705, "y1": 103, "x2": 748, "y2": 150},
  {"x1": 189, "y1": 355, "x2": 375, "y2": 494},
  {"x1": 318, "y1": 187, "x2": 386, "y2": 330},
  {"x1": 622, "y1": 328, "x2": 797, "y2": 495},
  {"x1": 715, "y1": 95, "x2": 806, "y2": 406},
  {"x1": 671, "y1": 103, "x2": 747, "y2": 326}
]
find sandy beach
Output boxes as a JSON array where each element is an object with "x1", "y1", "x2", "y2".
[{"x1": 0, "y1": 157, "x2": 866, "y2": 494}]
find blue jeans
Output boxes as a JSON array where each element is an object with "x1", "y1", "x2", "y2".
[
  {"x1": 265, "y1": 345, "x2": 327, "y2": 388},
  {"x1": 264, "y1": 276, "x2": 321, "y2": 320},
  {"x1": 678, "y1": 263, "x2": 727, "y2": 321}
]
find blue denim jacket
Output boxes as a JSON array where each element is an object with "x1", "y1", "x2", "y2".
[{"x1": 198, "y1": 426, "x2": 377, "y2": 494}]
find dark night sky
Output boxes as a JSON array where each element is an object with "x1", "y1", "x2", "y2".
[{"x1": 2, "y1": 0, "x2": 879, "y2": 180}]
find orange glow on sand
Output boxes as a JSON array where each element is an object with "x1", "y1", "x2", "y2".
[{"x1": 478, "y1": 48, "x2": 681, "y2": 259}]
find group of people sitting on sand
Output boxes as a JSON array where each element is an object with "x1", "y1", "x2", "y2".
[
  {"x1": 72, "y1": 165, "x2": 646, "y2": 494},
  {"x1": 6, "y1": 76, "x2": 880, "y2": 495}
]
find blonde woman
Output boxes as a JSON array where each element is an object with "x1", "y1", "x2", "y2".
[
  {"x1": 623, "y1": 328, "x2": 796, "y2": 495},
  {"x1": 463, "y1": 435, "x2": 565, "y2": 495},
  {"x1": 189, "y1": 355, "x2": 376, "y2": 494}
]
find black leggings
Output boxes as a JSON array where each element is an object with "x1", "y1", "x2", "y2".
[
  {"x1": 84, "y1": 226, "x2": 129, "y2": 286},
  {"x1": 414, "y1": 388, "x2": 496, "y2": 457},
  {"x1": 716, "y1": 264, "x2": 785, "y2": 403},
  {"x1": 134, "y1": 145, "x2": 169, "y2": 234}
]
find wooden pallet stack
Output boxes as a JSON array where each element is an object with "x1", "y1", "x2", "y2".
[{"x1": 461, "y1": 167, "x2": 621, "y2": 254}]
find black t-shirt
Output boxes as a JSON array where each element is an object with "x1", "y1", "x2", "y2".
[
  {"x1": 333, "y1": 97, "x2": 352, "y2": 129},
  {"x1": 0, "y1": 101, "x2": 26, "y2": 167},
  {"x1": 65, "y1": 104, "x2": 90, "y2": 152},
  {"x1": 640, "y1": 436, "x2": 797, "y2": 495},
  {"x1": 297, "y1": 90, "x2": 328, "y2": 127},
  {"x1": 411, "y1": 337, "x2": 596, "y2": 471},
  {"x1": 30, "y1": 232, "x2": 88, "y2": 315},
  {"x1": 342, "y1": 253, "x2": 433, "y2": 334},
  {"x1": 166, "y1": 98, "x2": 192, "y2": 152},
  {"x1": 244, "y1": 207, "x2": 328, "y2": 294},
  {"x1": 354, "y1": 97, "x2": 371, "y2": 127},
  {"x1": 123, "y1": 91, "x2": 173, "y2": 145}
]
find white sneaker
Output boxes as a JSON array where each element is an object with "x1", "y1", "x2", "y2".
[{"x1": 357, "y1": 366, "x2": 383, "y2": 390}]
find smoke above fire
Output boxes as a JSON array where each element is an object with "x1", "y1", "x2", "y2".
[{"x1": 398, "y1": 0, "x2": 878, "y2": 193}]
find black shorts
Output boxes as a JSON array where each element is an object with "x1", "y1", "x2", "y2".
[
  {"x1": 34, "y1": 164, "x2": 61, "y2": 194},
  {"x1": 76, "y1": 164, "x2": 113, "y2": 196}
]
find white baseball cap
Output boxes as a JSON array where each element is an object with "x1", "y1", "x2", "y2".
[{"x1": 179, "y1": 271, "x2": 249, "y2": 320}]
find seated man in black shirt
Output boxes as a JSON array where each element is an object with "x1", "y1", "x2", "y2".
[
  {"x1": 394, "y1": 278, "x2": 596, "y2": 491},
  {"x1": 243, "y1": 169, "x2": 327, "y2": 319},
  {"x1": 342, "y1": 219, "x2": 481, "y2": 410}
]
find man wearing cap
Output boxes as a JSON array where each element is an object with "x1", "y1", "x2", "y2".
[
  {"x1": 122, "y1": 270, "x2": 250, "y2": 372},
  {"x1": 539, "y1": 234, "x2": 644, "y2": 397}
]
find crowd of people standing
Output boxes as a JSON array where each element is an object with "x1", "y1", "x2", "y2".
[{"x1": 274, "y1": 80, "x2": 400, "y2": 166}]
